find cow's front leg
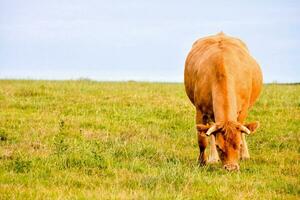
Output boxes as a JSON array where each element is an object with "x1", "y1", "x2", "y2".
[
  {"x1": 237, "y1": 110, "x2": 250, "y2": 160},
  {"x1": 197, "y1": 131, "x2": 208, "y2": 165},
  {"x1": 240, "y1": 133, "x2": 250, "y2": 159},
  {"x1": 208, "y1": 134, "x2": 220, "y2": 163},
  {"x1": 196, "y1": 110, "x2": 208, "y2": 165}
]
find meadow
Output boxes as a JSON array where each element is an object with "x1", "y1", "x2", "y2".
[{"x1": 0, "y1": 80, "x2": 299, "y2": 199}]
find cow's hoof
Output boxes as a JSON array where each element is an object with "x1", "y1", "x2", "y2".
[
  {"x1": 207, "y1": 158, "x2": 219, "y2": 164},
  {"x1": 241, "y1": 156, "x2": 250, "y2": 160},
  {"x1": 198, "y1": 159, "x2": 207, "y2": 166},
  {"x1": 198, "y1": 158, "x2": 207, "y2": 166}
]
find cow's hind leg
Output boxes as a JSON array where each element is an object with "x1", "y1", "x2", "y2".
[{"x1": 196, "y1": 110, "x2": 208, "y2": 165}]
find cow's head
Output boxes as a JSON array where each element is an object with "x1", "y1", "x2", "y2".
[{"x1": 197, "y1": 121, "x2": 259, "y2": 171}]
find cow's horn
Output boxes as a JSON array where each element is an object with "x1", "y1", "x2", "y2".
[
  {"x1": 206, "y1": 125, "x2": 217, "y2": 136},
  {"x1": 240, "y1": 125, "x2": 251, "y2": 134}
]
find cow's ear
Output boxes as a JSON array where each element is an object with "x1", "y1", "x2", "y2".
[
  {"x1": 196, "y1": 124, "x2": 210, "y2": 132},
  {"x1": 244, "y1": 121, "x2": 260, "y2": 133}
]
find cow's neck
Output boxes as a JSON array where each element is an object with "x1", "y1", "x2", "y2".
[{"x1": 212, "y1": 70, "x2": 237, "y2": 123}]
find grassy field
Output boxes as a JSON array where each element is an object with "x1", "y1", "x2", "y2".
[{"x1": 0, "y1": 80, "x2": 299, "y2": 199}]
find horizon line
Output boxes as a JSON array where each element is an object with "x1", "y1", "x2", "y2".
[{"x1": 0, "y1": 77, "x2": 299, "y2": 85}]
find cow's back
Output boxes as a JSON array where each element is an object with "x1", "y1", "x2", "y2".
[{"x1": 184, "y1": 33, "x2": 262, "y2": 115}]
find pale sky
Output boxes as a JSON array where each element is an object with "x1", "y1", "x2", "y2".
[{"x1": 0, "y1": 0, "x2": 299, "y2": 83}]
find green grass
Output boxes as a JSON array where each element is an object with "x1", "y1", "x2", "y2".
[{"x1": 0, "y1": 80, "x2": 299, "y2": 199}]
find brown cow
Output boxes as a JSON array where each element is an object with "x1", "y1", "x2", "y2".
[{"x1": 184, "y1": 32, "x2": 263, "y2": 171}]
